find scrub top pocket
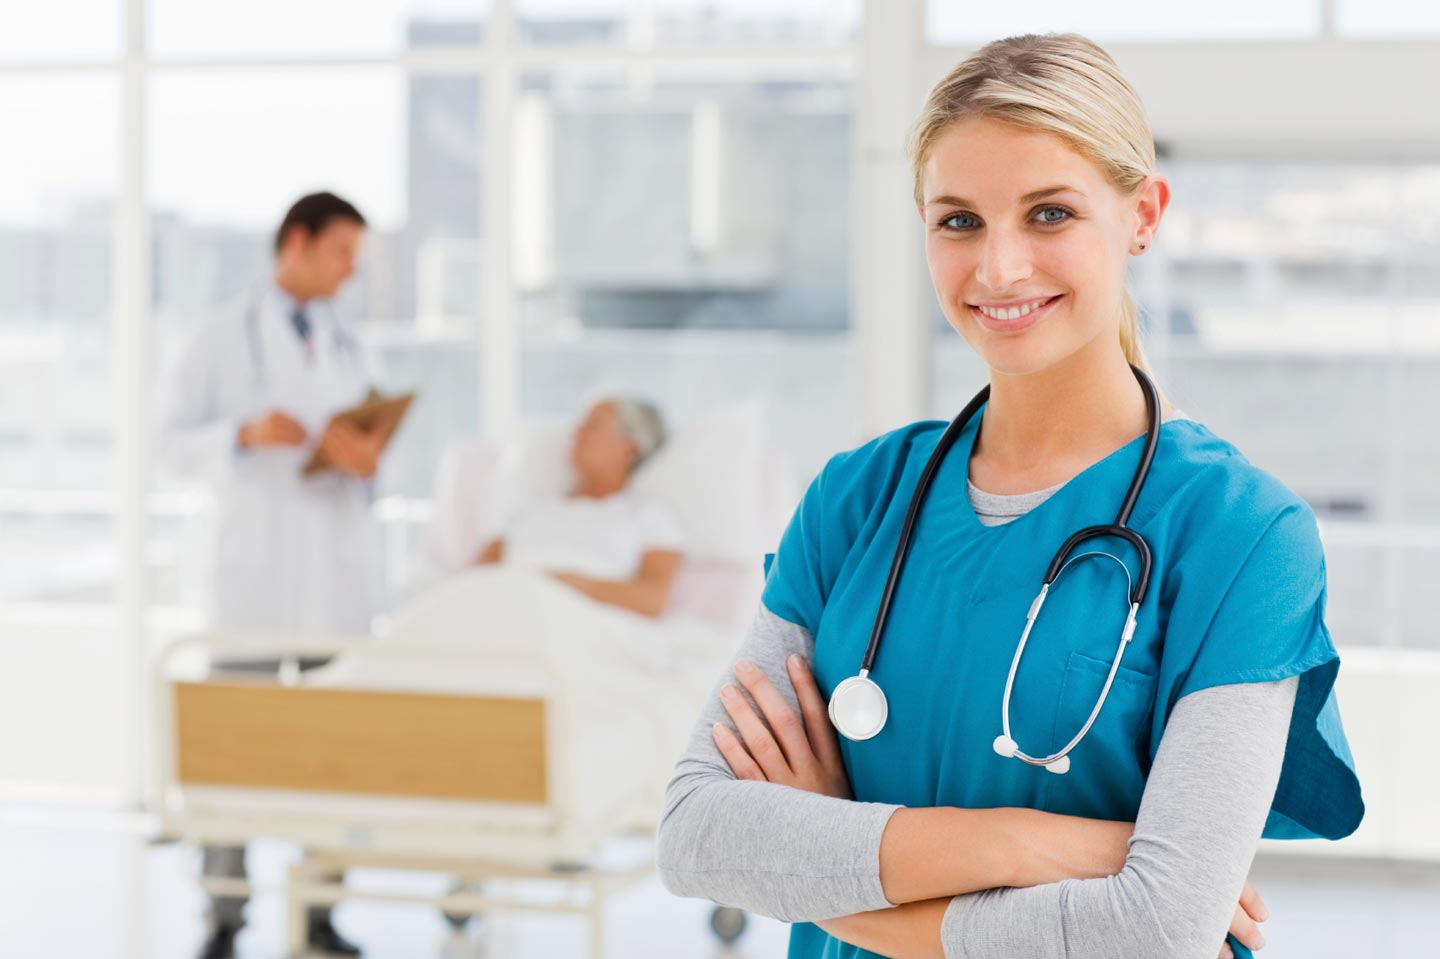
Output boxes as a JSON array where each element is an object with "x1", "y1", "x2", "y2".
[{"x1": 1042, "y1": 650, "x2": 1158, "y2": 820}]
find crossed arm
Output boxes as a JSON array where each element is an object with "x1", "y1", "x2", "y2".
[{"x1": 658, "y1": 605, "x2": 1292, "y2": 959}]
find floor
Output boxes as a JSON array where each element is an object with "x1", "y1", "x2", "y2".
[{"x1": 0, "y1": 804, "x2": 1435, "y2": 959}]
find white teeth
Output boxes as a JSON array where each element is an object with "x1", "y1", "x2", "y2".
[{"x1": 976, "y1": 297, "x2": 1051, "y2": 320}]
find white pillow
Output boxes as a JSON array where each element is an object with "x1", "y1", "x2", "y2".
[
  {"x1": 494, "y1": 418, "x2": 575, "y2": 507},
  {"x1": 631, "y1": 400, "x2": 765, "y2": 563}
]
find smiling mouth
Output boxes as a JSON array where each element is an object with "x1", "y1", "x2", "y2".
[{"x1": 969, "y1": 295, "x2": 1062, "y2": 321}]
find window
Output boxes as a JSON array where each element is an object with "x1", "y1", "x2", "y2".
[
  {"x1": 0, "y1": 75, "x2": 126, "y2": 798},
  {"x1": 515, "y1": 67, "x2": 856, "y2": 478},
  {"x1": 926, "y1": 0, "x2": 1318, "y2": 44},
  {"x1": 1337, "y1": 0, "x2": 1440, "y2": 37},
  {"x1": 0, "y1": 77, "x2": 119, "y2": 606},
  {"x1": 147, "y1": 0, "x2": 490, "y2": 57},
  {"x1": 0, "y1": 0, "x2": 119, "y2": 61},
  {"x1": 516, "y1": 0, "x2": 858, "y2": 46}
]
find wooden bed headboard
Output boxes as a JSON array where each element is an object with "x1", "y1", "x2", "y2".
[{"x1": 173, "y1": 681, "x2": 548, "y2": 804}]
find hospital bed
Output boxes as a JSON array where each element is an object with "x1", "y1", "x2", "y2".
[{"x1": 153, "y1": 402, "x2": 795, "y2": 958}]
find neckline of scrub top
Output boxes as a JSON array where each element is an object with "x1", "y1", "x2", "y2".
[{"x1": 954, "y1": 405, "x2": 1177, "y2": 535}]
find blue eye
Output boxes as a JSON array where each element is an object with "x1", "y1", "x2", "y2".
[
  {"x1": 1035, "y1": 206, "x2": 1072, "y2": 225},
  {"x1": 940, "y1": 211, "x2": 980, "y2": 231}
]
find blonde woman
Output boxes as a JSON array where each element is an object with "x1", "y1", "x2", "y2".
[{"x1": 658, "y1": 34, "x2": 1362, "y2": 959}]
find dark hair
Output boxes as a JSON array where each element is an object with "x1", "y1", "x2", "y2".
[{"x1": 273, "y1": 192, "x2": 366, "y2": 254}]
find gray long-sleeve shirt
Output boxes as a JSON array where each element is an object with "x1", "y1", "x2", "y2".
[{"x1": 657, "y1": 602, "x2": 1297, "y2": 959}]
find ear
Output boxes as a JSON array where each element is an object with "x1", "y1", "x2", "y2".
[
  {"x1": 280, "y1": 225, "x2": 313, "y2": 257},
  {"x1": 1130, "y1": 174, "x2": 1171, "y2": 255}
]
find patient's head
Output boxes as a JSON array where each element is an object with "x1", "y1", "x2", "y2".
[{"x1": 570, "y1": 397, "x2": 668, "y2": 495}]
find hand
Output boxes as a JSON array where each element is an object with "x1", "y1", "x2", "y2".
[
  {"x1": 549, "y1": 570, "x2": 586, "y2": 589},
  {"x1": 316, "y1": 419, "x2": 382, "y2": 478},
  {"x1": 238, "y1": 410, "x2": 307, "y2": 448},
  {"x1": 1220, "y1": 880, "x2": 1269, "y2": 957},
  {"x1": 712, "y1": 653, "x2": 851, "y2": 800},
  {"x1": 474, "y1": 538, "x2": 504, "y2": 566}
]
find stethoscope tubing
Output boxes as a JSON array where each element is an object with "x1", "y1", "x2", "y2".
[{"x1": 836, "y1": 365, "x2": 1162, "y2": 760}]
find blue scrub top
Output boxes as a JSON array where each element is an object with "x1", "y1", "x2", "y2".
[{"x1": 761, "y1": 412, "x2": 1364, "y2": 959}]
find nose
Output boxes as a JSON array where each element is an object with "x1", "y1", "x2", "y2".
[{"x1": 973, "y1": 228, "x2": 1033, "y2": 294}]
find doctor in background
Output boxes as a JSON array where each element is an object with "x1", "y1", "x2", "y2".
[{"x1": 157, "y1": 191, "x2": 384, "y2": 959}]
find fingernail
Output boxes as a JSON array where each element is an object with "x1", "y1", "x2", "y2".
[
  {"x1": 788, "y1": 653, "x2": 803, "y2": 669},
  {"x1": 721, "y1": 684, "x2": 738, "y2": 699},
  {"x1": 735, "y1": 660, "x2": 754, "y2": 674},
  {"x1": 1256, "y1": 934, "x2": 1266, "y2": 949},
  {"x1": 712, "y1": 723, "x2": 725, "y2": 736},
  {"x1": 1221, "y1": 948, "x2": 1233, "y2": 959}
]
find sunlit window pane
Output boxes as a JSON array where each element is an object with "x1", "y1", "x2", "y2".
[
  {"x1": 926, "y1": 0, "x2": 1318, "y2": 44},
  {"x1": 1338, "y1": 0, "x2": 1440, "y2": 37},
  {"x1": 0, "y1": 75, "x2": 123, "y2": 794},
  {"x1": 148, "y1": 0, "x2": 488, "y2": 57},
  {"x1": 652, "y1": 0, "x2": 859, "y2": 44},
  {"x1": 517, "y1": 0, "x2": 858, "y2": 46},
  {"x1": 0, "y1": 76, "x2": 117, "y2": 605},
  {"x1": 0, "y1": 0, "x2": 120, "y2": 61}
]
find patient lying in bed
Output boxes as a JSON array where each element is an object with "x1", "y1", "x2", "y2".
[{"x1": 474, "y1": 396, "x2": 683, "y2": 619}]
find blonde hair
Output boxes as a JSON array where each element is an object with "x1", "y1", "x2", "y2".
[{"x1": 910, "y1": 33, "x2": 1157, "y2": 373}]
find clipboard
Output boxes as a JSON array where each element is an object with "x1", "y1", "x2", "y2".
[{"x1": 302, "y1": 390, "x2": 415, "y2": 477}]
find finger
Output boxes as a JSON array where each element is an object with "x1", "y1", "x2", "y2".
[
  {"x1": 1217, "y1": 945, "x2": 1233, "y2": 959},
  {"x1": 734, "y1": 660, "x2": 812, "y2": 772},
  {"x1": 711, "y1": 724, "x2": 765, "y2": 782},
  {"x1": 1239, "y1": 881, "x2": 1269, "y2": 923},
  {"x1": 1228, "y1": 903, "x2": 1266, "y2": 951},
  {"x1": 272, "y1": 414, "x2": 305, "y2": 439},
  {"x1": 720, "y1": 683, "x2": 792, "y2": 781},
  {"x1": 786, "y1": 654, "x2": 843, "y2": 766}
]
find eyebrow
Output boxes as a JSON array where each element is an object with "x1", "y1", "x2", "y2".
[{"x1": 925, "y1": 185, "x2": 1083, "y2": 208}]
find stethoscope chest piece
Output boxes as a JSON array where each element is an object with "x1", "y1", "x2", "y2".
[{"x1": 829, "y1": 672, "x2": 889, "y2": 742}]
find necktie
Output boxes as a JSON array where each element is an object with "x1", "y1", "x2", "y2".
[
  {"x1": 290, "y1": 306, "x2": 312, "y2": 343},
  {"x1": 291, "y1": 306, "x2": 315, "y2": 364}
]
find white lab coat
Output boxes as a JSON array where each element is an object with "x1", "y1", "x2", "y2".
[{"x1": 156, "y1": 283, "x2": 379, "y2": 634}]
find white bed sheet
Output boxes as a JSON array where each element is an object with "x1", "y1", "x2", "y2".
[{"x1": 182, "y1": 568, "x2": 736, "y2": 852}]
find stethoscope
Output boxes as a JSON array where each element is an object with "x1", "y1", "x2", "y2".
[
  {"x1": 242, "y1": 283, "x2": 362, "y2": 387},
  {"x1": 828, "y1": 365, "x2": 1161, "y2": 777}
]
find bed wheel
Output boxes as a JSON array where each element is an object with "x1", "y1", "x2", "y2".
[{"x1": 709, "y1": 906, "x2": 747, "y2": 944}]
